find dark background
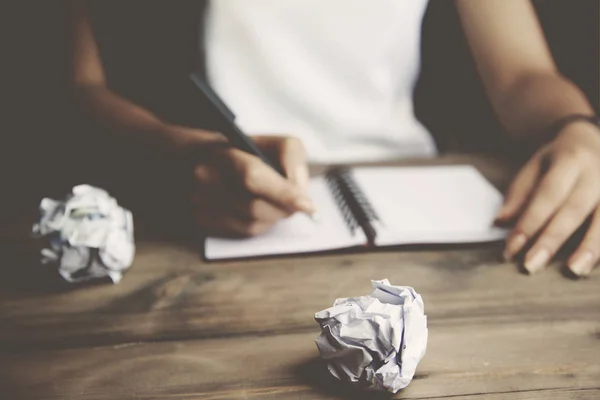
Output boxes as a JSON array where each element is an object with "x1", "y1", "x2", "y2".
[{"x1": 1, "y1": 0, "x2": 598, "y2": 225}]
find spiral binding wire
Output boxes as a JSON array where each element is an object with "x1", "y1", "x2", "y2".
[
  {"x1": 336, "y1": 169, "x2": 380, "y2": 223},
  {"x1": 325, "y1": 171, "x2": 359, "y2": 234},
  {"x1": 325, "y1": 168, "x2": 380, "y2": 237}
]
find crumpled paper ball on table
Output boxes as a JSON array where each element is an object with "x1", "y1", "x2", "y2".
[
  {"x1": 314, "y1": 279, "x2": 428, "y2": 393},
  {"x1": 32, "y1": 185, "x2": 135, "y2": 284}
]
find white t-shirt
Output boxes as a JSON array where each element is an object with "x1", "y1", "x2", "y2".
[{"x1": 204, "y1": 0, "x2": 436, "y2": 163}]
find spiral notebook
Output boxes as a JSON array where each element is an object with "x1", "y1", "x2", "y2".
[{"x1": 205, "y1": 165, "x2": 507, "y2": 260}]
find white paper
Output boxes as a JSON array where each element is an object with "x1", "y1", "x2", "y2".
[
  {"x1": 32, "y1": 185, "x2": 135, "y2": 284},
  {"x1": 350, "y1": 165, "x2": 507, "y2": 246},
  {"x1": 314, "y1": 279, "x2": 428, "y2": 393}
]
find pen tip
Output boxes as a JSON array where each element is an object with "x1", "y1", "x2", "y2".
[{"x1": 310, "y1": 212, "x2": 321, "y2": 223}]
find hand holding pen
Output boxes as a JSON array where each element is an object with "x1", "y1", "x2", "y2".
[
  {"x1": 173, "y1": 74, "x2": 317, "y2": 236},
  {"x1": 186, "y1": 132, "x2": 316, "y2": 236}
]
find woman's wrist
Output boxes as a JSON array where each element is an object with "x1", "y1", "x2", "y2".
[
  {"x1": 548, "y1": 114, "x2": 600, "y2": 141},
  {"x1": 516, "y1": 114, "x2": 600, "y2": 155},
  {"x1": 553, "y1": 118, "x2": 600, "y2": 155}
]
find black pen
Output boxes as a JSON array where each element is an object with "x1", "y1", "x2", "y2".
[
  {"x1": 189, "y1": 73, "x2": 319, "y2": 221},
  {"x1": 189, "y1": 73, "x2": 284, "y2": 175}
]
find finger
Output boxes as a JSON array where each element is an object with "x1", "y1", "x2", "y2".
[
  {"x1": 171, "y1": 126, "x2": 228, "y2": 146},
  {"x1": 504, "y1": 155, "x2": 581, "y2": 260},
  {"x1": 190, "y1": 187, "x2": 241, "y2": 207},
  {"x1": 523, "y1": 177, "x2": 599, "y2": 274},
  {"x1": 496, "y1": 155, "x2": 541, "y2": 222},
  {"x1": 192, "y1": 146, "x2": 263, "y2": 191},
  {"x1": 191, "y1": 187, "x2": 288, "y2": 227},
  {"x1": 169, "y1": 127, "x2": 228, "y2": 162},
  {"x1": 188, "y1": 145, "x2": 233, "y2": 170},
  {"x1": 569, "y1": 207, "x2": 600, "y2": 277},
  {"x1": 255, "y1": 136, "x2": 310, "y2": 192},
  {"x1": 224, "y1": 148, "x2": 316, "y2": 214},
  {"x1": 195, "y1": 211, "x2": 274, "y2": 237},
  {"x1": 193, "y1": 164, "x2": 221, "y2": 187},
  {"x1": 233, "y1": 198, "x2": 292, "y2": 223}
]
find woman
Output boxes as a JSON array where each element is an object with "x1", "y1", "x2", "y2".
[{"x1": 70, "y1": 0, "x2": 600, "y2": 277}]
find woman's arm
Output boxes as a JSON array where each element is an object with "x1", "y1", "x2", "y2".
[
  {"x1": 456, "y1": 0, "x2": 600, "y2": 277},
  {"x1": 456, "y1": 0, "x2": 595, "y2": 141},
  {"x1": 69, "y1": 0, "x2": 213, "y2": 151},
  {"x1": 68, "y1": 1, "x2": 313, "y2": 236}
]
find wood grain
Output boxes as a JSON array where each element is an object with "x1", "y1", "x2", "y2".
[
  {"x1": 1, "y1": 319, "x2": 599, "y2": 399},
  {"x1": 2, "y1": 155, "x2": 598, "y2": 400},
  {"x1": 1, "y1": 241, "x2": 599, "y2": 353}
]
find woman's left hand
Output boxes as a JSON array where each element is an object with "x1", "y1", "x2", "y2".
[{"x1": 497, "y1": 121, "x2": 600, "y2": 277}]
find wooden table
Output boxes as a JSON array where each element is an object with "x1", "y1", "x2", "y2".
[{"x1": 1, "y1": 155, "x2": 599, "y2": 400}]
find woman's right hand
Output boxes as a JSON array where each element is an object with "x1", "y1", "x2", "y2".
[
  {"x1": 170, "y1": 127, "x2": 315, "y2": 237},
  {"x1": 70, "y1": 0, "x2": 313, "y2": 238}
]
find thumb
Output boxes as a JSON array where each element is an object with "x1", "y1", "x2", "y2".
[
  {"x1": 167, "y1": 125, "x2": 227, "y2": 146},
  {"x1": 496, "y1": 155, "x2": 541, "y2": 222},
  {"x1": 255, "y1": 136, "x2": 310, "y2": 192}
]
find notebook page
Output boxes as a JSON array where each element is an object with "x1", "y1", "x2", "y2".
[
  {"x1": 205, "y1": 176, "x2": 366, "y2": 260},
  {"x1": 350, "y1": 165, "x2": 507, "y2": 246}
]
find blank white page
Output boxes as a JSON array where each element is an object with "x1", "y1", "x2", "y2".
[
  {"x1": 351, "y1": 165, "x2": 507, "y2": 246},
  {"x1": 205, "y1": 176, "x2": 366, "y2": 260}
]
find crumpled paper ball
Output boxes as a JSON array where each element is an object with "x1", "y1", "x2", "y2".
[
  {"x1": 314, "y1": 279, "x2": 428, "y2": 393},
  {"x1": 32, "y1": 185, "x2": 135, "y2": 284}
]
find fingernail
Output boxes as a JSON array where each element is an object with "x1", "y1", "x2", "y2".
[
  {"x1": 294, "y1": 165, "x2": 310, "y2": 192},
  {"x1": 569, "y1": 251, "x2": 595, "y2": 276},
  {"x1": 524, "y1": 248, "x2": 550, "y2": 274},
  {"x1": 495, "y1": 206, "x2": 508, "y2": 220},
  {"x1": 295, "y1": 196, "x2": 317, "y2": 214},
  {"x1": 309, "y1": 211, "x2": 322, "y2": 223},
  {"x1": 504, "y1": 233, "x2": 527, "y2": 261}
]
